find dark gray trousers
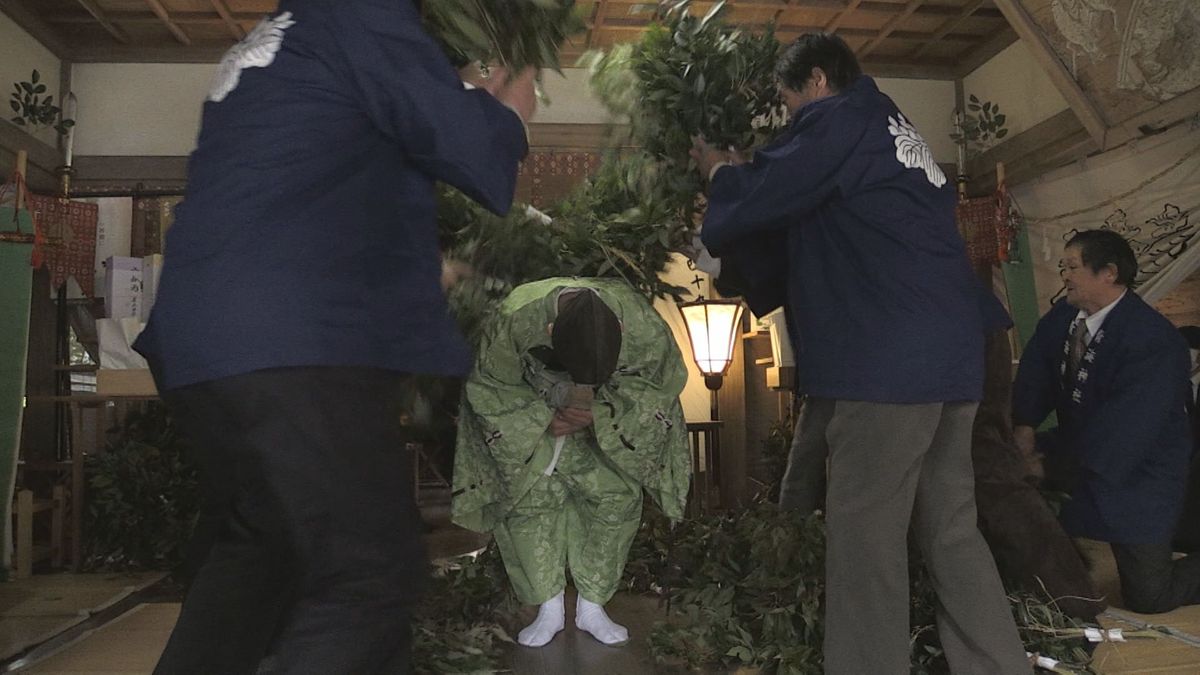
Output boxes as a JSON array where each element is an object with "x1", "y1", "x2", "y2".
[
  {"x1": 154, "y1": 367, "x2": 421, "y2": 675},
  {"x1": 1112, "y1": 542, "x2": 1200, "y2": 614},
  {"x1": 814, "y1": 400, "x2": 1030, "y2": 675}
]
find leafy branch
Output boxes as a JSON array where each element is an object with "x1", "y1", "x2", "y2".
[
  {"x1": 9, "y1": 69, "x2": 74, "y2": 136},
  {"x1": 951, "y1": 94, "x2": 1008, "y2": 157}
]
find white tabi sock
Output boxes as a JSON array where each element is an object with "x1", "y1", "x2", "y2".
[
  {"x1": 517, "y1": 591, "x2": 565, "y2": 648},
  {"x1": 575, "y1": 595, "x2": 629, "y2": 646}
]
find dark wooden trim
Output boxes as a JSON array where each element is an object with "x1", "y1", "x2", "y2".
[
  {"x1": 73, "y1": 0, "x2": 131, "y2": 44},
  {"x1": 964, "y1": 108, "x2": 1097, "y2": 193},
  {"x1": 991, "y1": 0, "x2": 1108, "y2": 147},
  {"x1": 69, "y1": 43, "x2": 229, "y2": 63},
  {"x1": 0, "y1": 0, "x2": 72, "y2": 59},
  {"x1": 0, "y1": 120, "x2": 60, "y2": 191},
  {"x1": 71, "y1": 154, "x2": 188, "y2": 192},
  {"x1": 953, "y1": 27, "x2": 1019, "y2": 78}
]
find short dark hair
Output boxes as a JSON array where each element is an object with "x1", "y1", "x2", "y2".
[
  {"x1": 1179, "y1": 325, "x2": 1200, "y2": 350},
  {"x1": 1065, "y1": 229, "x2": 1138, "y2": 287},
  {"x1": 775, "y1": 33, "x2": 863, "y2": 94}
]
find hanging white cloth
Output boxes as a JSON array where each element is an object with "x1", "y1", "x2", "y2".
[{"x1": 1011, "y1": 122, "x2": 1200, "y2": 310}]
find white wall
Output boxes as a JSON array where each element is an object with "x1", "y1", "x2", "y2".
[
  {"x1": 71, "y1": 63, "x2": 214, "y2": 157},
  {"x1": 877, "y1": 78, "x2": 958, "y2": 164},
  {"x1": 0, "y1": 12, "x2": 62, "y2": 148},
  {"x1": 964, "y1": 41, "x2": 1069, "y2": 138},
  {"x1": 538, "y1": 68, "x2": 620, "y2": 125}
]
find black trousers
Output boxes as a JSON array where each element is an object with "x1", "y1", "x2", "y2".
[
  {"x1": 1111, "y1": 542, "x2": 1200, "y2": 614},
  {"x1": 153, "y1": 367, "x2": 422, "y2": 675}
]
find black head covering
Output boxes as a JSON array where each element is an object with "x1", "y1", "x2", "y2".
[{"x1": 551, "y1": 290, "x2": 622, "y2": 385}]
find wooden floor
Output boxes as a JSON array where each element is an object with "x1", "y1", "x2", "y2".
[
  {"x1": 5, "y1": 537, "x2": 1200, "y2": 674},
  {"x1": 1080, "y1": 538, "x2": 1200, "y2": 675},
  {"x1": 0, "y1": 571, "x2": 165, "y2": 667}
]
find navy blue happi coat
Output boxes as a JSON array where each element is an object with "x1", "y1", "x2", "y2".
[
  {"x1": 701, "y1": 75, "x2": 983, "y2": 404},
  {"x1": 1013, "y1": 293, "x2": 1193, "y2": 545},
  {"x1": 135, "y1": 0, "x2": 528, "y2": 389}
]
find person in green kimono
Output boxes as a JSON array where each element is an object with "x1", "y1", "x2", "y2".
[{"x1": 452, "y1": 277, "x2": 691, "y2": 647}]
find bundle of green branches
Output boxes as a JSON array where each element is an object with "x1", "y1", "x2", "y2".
[
  {"x1": 438, "y1": 152, "x2": 691, "y2": 348},
  {"x1": 624, "y1": 503, "x2": 1095, "y2": 674},
  {"x1": 411, "y1": 544, "x2": 519, "y2": 673},
  {"x1": 422, "y1": 0, "x2": 585, "y2": 71},
  {"x1": 83, "y1": 403, "x2": 199, "y2": 571},
  {"x1": 435, "y1": 0, "x2": 785, "y2": 352},
  {"x1": 583, "y1": 0, "x2": 784, "y2": 211}
]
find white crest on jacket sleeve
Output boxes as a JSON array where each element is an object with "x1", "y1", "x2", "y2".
[
  {"x1": 208, "y1": 11, "x2": 297, "y2": 103},
  {"x1": 887, "y1": 113, "x2": 946, "y2": 188}
]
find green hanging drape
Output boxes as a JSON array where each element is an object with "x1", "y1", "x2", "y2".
[{"x1": 0, "y1": 204, "x2": 35, "y2": 576}]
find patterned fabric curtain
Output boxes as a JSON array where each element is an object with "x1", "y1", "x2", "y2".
[
  {"x1": 28, "y1": 195, "x2": 99, "y2": 297},
  {"x1": 1011, "y1": 123, "x2": 1200, "y2": 311}
]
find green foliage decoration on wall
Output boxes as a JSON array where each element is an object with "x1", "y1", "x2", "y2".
[
  {"x1": 952, "y1": 94, "x2": 1010, "y2": 157},
  {"x1": 8, "y1": 69, "x2": 75, "y2": 135}
]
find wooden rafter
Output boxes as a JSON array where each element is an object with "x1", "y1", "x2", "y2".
[
  {"x1": 0, "y1": 0, "x2": 72, "y2": 57},
  {"x1": 991, "y1": 0, "x2": 1109, "y2": 148},
  {"x1": 823, "y1": 0, "x2": 863, "y2": 32},
  {"x1": 585, "y1": 0, "x2": 610, "y2": 49},
  {"x1": 45, "y1": 11, "x2": 257, "y2": 25},
  {"x1": 144, "y1": 0, "x2": 192, "y2": 45},
  {"x1": 74, "y1": 0, "x2": 131, "y2": 44},
  {"x1": 953, "y1": 26, "x2": 1017, "y2": 78},
  {"x1": 209, "y1": 0, "x2": 245, "y2": 40},
  {"x1": 858, "y1": 0, "x2": 924, "y2": 58},
  {"x1": 910, "y1": 0, "x2": 985, "y2": 60}
]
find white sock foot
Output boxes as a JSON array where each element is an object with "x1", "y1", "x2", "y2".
[
  {"x1": 575, "y1": 596, "x2": 629, "y2": 646},
  {"x1": 517, "y1": 592, "x2": 565, "y2": 648}
]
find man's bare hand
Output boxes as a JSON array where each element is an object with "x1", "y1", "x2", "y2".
[
  {"x1": 689, "y1": 136, "x2": 747, "y2": 180},
  {"x1": 459, "y1": 64, "x2": 539, "y2": 123},
  {"x1": 548, "y1": 406, "x2": 593, "y2": 437},
  {"x1": 1013, "y1": 425, "x2": 1044, "y2": 481},
  {"x1": 497, "y1": 67, "x2": 539, "y2": 123}
]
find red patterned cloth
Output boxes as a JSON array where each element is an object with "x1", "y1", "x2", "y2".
[
  {"x1": 956, "y1": 189, "x2": 1013, "y2": 271},
  {"x1": 516, "y1": 151, "x2": 603, "y2": 208},
  {"x1": 28, "y1": 195, "x2": 98, "y2": 297}
]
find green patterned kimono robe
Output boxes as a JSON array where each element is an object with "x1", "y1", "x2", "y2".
[{"x1": 452, "y1": 278, "x2": 691, "y2": 604}]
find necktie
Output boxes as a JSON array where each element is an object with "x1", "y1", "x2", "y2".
[{"x1": 1068, "y1": 321, "x2": 1090, "y2": 379}]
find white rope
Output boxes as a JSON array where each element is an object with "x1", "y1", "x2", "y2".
[
  {"x1": 543, "y1": 435, "x2": 566, "y2": 476},
  {"x1": 1101, "y1": 609, "x2": 1200, "y2": 649}
]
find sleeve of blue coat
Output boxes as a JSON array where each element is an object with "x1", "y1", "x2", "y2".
[
  {"x1": 700, "y1": 112, "x2": 865, "y2": 254},
  {"x1": 335, "y1": 0, "x2": 528, "y2": 215},
  {"x1": 1077, "y1": 333, "x2": 1192, "y2": 479},
  {"x1": 1012, "y1": 313, "x2": 1061, "y2": 429}
]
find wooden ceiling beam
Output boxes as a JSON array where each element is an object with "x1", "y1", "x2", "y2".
[
  {"x1": 70, "y1": 43, "x2": 228, "y2": 63},
  {"x1": 585, "y1": 0, "x2": 609, "y2": 49},
  {"x1": 209, "y1": 0, "x2": 246, "y2": 40},
  {"x1": 0, "y1": 0, "x2": 73, "y2": 58},
  {"x1": 858, "y1": 0, "x2": 924, "y2": 58},
  {"x1": 991, "y1": 0, "x2": 1109, "y2": 148},
  {"x1": 952, "y1": 26, "x2": 1017, "y2": 78},
  {"x1": 44, "y1": 10, "x2": 259, "y2": 24},
  {"x1": 910, "y1": 0, "x2": 985, "y2": 59},
  {"x1": 143, "y1": 0, "x2": 192, "y2": 45},
  {"x1": 73, "y1": 0, "x2": 131, "y2": 44},
  {"x1": 823, "y1": 0, "x2": 863, "y2": 32}
]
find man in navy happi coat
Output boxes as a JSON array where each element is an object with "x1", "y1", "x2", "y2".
[
  {"x1": 1014, "y1": 229, "x2": 1200, "y2": 614},
  {"x1": 691, "y1": 33, "x2": 1028, "y2": 675},
  {"x1": 133, "y1": 1, "x2": 536, "y2": 672}
]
